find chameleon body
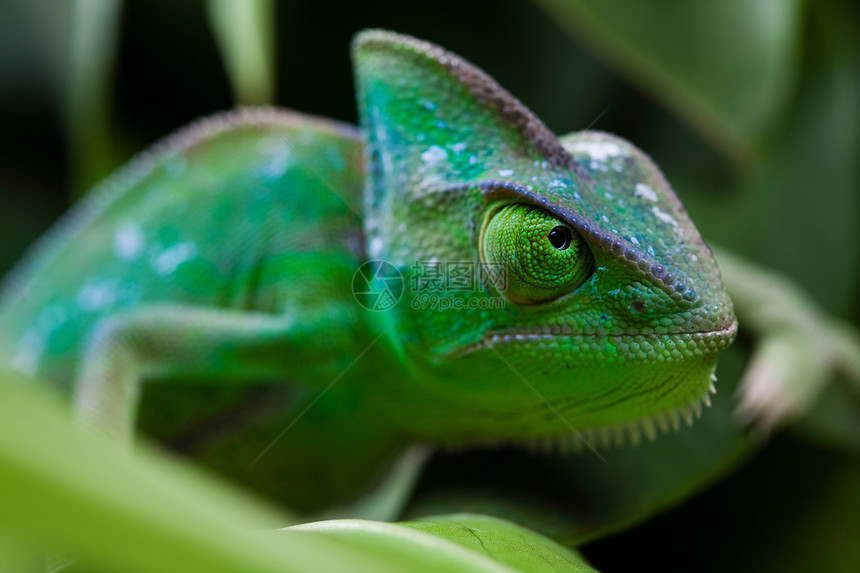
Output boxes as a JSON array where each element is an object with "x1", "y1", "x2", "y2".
[{"x1": 0, "y1": 31, "x2": 735, "y2": 509}]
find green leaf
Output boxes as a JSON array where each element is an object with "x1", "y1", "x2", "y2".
[
  {"x1": 0, "y1": 368, "x2": 598, "y2": 572},
  {"x1": 289, "y1": 515, "x2": 599, "y2": 572},
  {"x1": 681, "y1": 1, "x2": 860, "y2": 315},
  {"x1": 68, "y1": 0, "x2": 123, "y2": 194},
  {"x1": 402, "y1": 514, "x2": 599, "y2": 572},
  {"x1": 532, "y1": 0, "x2": 803, "y2": 158},
  {"x1": 0, "y1": 369, "x2": 424, "y2": 573},
  {"x1": 207, "y1": 0, "x2": 276, "y2": 105}
]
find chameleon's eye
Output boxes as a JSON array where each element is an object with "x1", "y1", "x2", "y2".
[
  {"x1": 547, "y1": 226, "x2": 572, "y2": 250},
  {"x1": 480, "y1": 203, "x2": 592, "y2": 304}
]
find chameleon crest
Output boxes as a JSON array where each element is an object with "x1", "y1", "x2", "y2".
[{"x1": 353, "y1": 31, "x2": 736, "y2": 442}]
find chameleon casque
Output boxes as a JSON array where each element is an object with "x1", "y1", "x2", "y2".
[{"x1": 0, "y1": 31, "x2": 736, "y2": 512}]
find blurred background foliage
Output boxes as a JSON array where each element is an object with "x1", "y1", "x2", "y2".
[{"x1": 0, "y1": 0, "x2": 858, "y2": 571}]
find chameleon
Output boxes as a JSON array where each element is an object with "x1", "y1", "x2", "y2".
[{"x1": 0, "y1": 30, "x2": 736, "y2": 512}]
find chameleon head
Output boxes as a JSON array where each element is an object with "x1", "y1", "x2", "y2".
[{"x1": 352, "y1": 30, "x2": 737, "y2": 442}]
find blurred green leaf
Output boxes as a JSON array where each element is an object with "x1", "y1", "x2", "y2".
[
  {"x1": 68, "y1": 0, "x2": 123, "y2": 195},
  {"x1": 0, "y1": 368, "x2": 417, "y2": 573},
  {"x1": 0, "y1": 368, "x2": 599, "y2": 573},
  {"x1": 532, "y1": 0, "x2": 803, "y2": 159},
  {"x1": 207, "y1": 0, "x2": 275, "y2": 105},
  {"x1": 681, "y1": 0, "x2": 860, "y2": 315},
  {"x1": 0, "y1": 367, "x2": 301, "y2": 572},
  {"x1": 290, "y1": 515, "x2": 599, "y2": 572}
]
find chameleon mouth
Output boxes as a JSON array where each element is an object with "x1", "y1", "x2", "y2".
[{"x1": 451, "y1": 319, "x2": 738, "y2": 358}]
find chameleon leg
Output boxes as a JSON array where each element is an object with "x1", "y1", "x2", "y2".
[
  {"x1": 714, "y1": 247, "x2": 860, "y2": 430},
  {"x1": 72, "y1": 303, "x2": 338, "y2": 445},
  {"x1": 315, "y1": 444, "x2": 432, "y2": 521}
]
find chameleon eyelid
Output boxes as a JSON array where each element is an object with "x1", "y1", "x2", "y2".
[
  {"x1": 477, "y1": 179, "x2": 695, "y2": 304},
  {"x1": 480, "y1": 179, "x2": 598, "y2": 241}
]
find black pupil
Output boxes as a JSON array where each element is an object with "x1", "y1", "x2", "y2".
[{"x1": 548, "y1": 226, "x2": 572, "y2": 250}]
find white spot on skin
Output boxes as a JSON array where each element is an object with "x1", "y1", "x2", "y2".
[
  {"x1": 547, "y1": 179, "x2": 567, "y2": 192},
  {"x1": 450, "y1": 142, "x2": 466, "y2": 153},
  {"x1": 380, "y1": 150, "x2": 394, "y2": 177},
  {"x1": 114, "y1": 223, "x2": 144, "y2": 261},
  {"x1": 77, "y1": 280, "x2": 117, "y2": 311},
  {"x1": 630, "y1": 237, "x2": 641, "y2": 246},
  {"x1": 498, "y1": 169, "x2": 514, "y2": 177},
  {"x1": 264, "y1": 152, "x2": 290, "y2": 178},
  {"x1": 565, "y1": 140, "x2": 628, "y2": 162},
  {"x1": 257, "y1": 135, "x2": 292, "y2": 178},
  {"x1": 468, "y1": 156, "x2": 478, "y2": 165},
  {"x1": 155, "y1": 243, "x2": 197, "y2": 276},
  {"x1": 365, "y1": 216, "x2": 378, "y2": 233},
  {"x1": 421, "y1": 145, "x2": 448, "y2": 164},
  {"x1": 369, "y1": 237, "x2": 384, "y2": 258},
  {"x1": 651, "y1": 206, "x2": 678, "y2": 228},
  {"x1": 635, "y1": 183, "x2": 659, "y2": 202}
]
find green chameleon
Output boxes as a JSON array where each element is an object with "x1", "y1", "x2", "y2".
[{"x1": 0, "y1": 30, "x2": 738, "y2": 513}]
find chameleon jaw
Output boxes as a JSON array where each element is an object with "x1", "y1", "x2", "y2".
[
  {"x1": 452, "y1": 376, "x2": 719, "y2": 455},
  {"x1": 529, "y1": 377, "x2": 718, "y2": 454},
  {"x1": 435, "y1": 321, "x2": 736, "y2": 450}
]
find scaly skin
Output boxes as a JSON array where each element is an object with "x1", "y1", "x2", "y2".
[
  {"x1": 0, "y1": 31, "x2": 735, "y2": 511},
  {"x1": 354, "y1": 31, "x2": 735, "y2": 438}
]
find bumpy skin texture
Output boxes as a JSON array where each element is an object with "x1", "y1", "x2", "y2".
[
  {"x1": 355, "y1": 31, "x2": 735, "y2": 438},
  {"x1": 0, "y1": 31, "x2": 735, "y2": 508}
]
